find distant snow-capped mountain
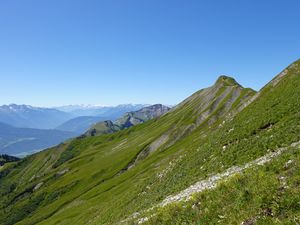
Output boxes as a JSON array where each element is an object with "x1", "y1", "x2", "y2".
[
  {"x1": 0, "y1": 103, "x2": 150, "y2": 130},
  {"x1": 0, "y1": 103, "x2": 152, "y2": 156},
  {"x1": 54, "y1": 104, "x2": 106, "y2": 112},
  {"x1": 0, "y1": 104, "x2": 74, "y2": 129},
  {"x1": 54, "y1": 104, "x2": 150, "y2": 117}
]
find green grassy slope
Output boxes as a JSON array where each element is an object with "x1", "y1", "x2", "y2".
[
  {"x1": 143, "y1": 143, "x2": 300, "y2": 225},
  {"x1": 0, "y1": 59, "x2": 299, "y2": 225},
  {"x1": 132, "y1": 59, "x2": 300, "y2": 224}
]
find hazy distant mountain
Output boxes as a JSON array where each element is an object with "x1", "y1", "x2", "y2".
[
  {"x1": 55, "y1": 104, "x2": 149, "y2": 117},
  {"x1": 0, "y1": 104, "x2": 150, "y2": 155},
  {"x1": 0, "y1": 104, "x2": 73, "y2": 129},
  {"x1": 0, "y1": 122, "x2": 76, "y2": 156},
  {"x1": 86, "y1": 104, "x2": 170, "y2": 136},
  {"x1": 55, "y1": 104, "x2": 149, "y2": 134},
  {"x1": 54, "y1": 104, "x2": 102, "y2": 113},
  {"x1": 56, "y1": 116, "x2": 108, "y2": 134}
]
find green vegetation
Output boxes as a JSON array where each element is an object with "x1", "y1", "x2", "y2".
[
  {"x1": 144, "y1": 145, "x2": 300, "y2": 224},
  {"x1": 0, "y1": 155, "x2": 19, "y2": 166},
  {"x1": 0, "y1": 60, "x2": 299, "y2": 225}
]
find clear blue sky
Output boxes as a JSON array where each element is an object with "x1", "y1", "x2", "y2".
[{"x1": 0, "y1": 0, "x2": 299, "y2": 107}]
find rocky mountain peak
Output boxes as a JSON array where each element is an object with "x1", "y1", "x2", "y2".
[{"x1": 215, "y1": 75, "x2": 242, "y2": 87}]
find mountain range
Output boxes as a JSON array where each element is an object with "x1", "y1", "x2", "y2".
[
  {"x1": 0, "y1": 104, "x2": 150, "y2": 155},
  {"x1": 0, "y1": 104, "x2": 167, "y2": 156},
  {"x1": 0, "y1": 104, "x2": 149, "y2": 130},
  {"x1": 0, "y1": 60, "x2": 299, "y2": 225},
  {"x1": 0, "y1": 104, "x2": 73, "y2": 129},
  {"x1": 55, "y1": 104, "x2": 149, "y2": 117}
]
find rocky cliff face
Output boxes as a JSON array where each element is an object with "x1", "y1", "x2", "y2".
[{"x1": 115, "y1": 104, "x2": 170, "y2": 128}]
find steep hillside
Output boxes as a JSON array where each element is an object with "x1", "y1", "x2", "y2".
[
  {"x1": 0, "y1": 122, "x2": 76, "y2": 156},
  {"x1": 127, "y1": 60, "x2": 300, "y2": 224},
  {"x1": 86, "y1": 104, "x2": 170, "y2": 136},
  {"x1": 0, "y1": 60, "x2": 299, "y2": 225},
  {"x1": 0, "y1": 105, "x2": 73, "y2": 129},
  {"x1": 138, "y1": 141, "x2": 300, "y2": 225}
]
